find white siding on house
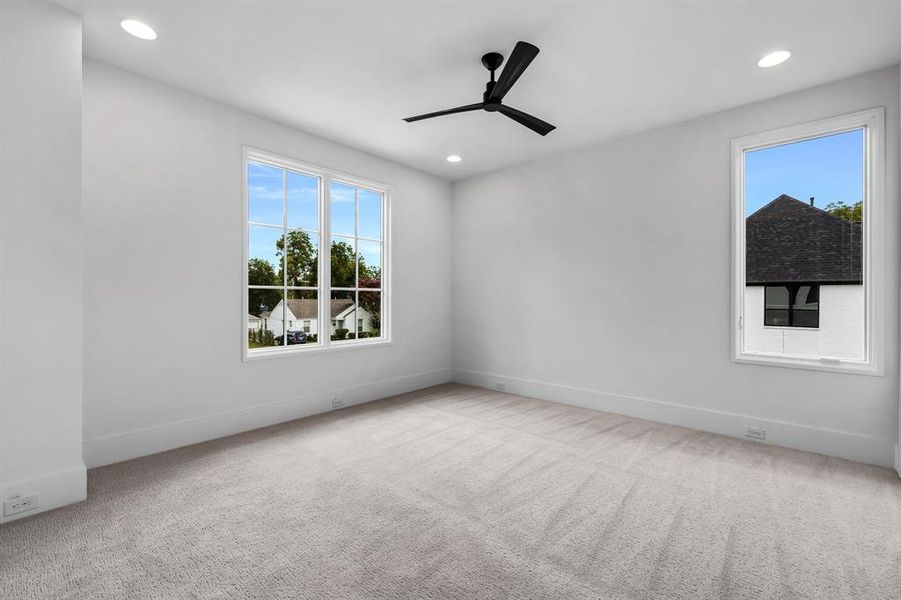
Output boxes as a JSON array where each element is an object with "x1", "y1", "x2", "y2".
[
  {"x1": 330, "y1": 306, "x2": 375, "y2": 336},
  {"x1": 263, "y1": 300, "x2": 375, "y2": 338},
  {"x1": 744, "y1": 285, "x2": 864, "y2": 359},
  {"x1": 261, "y1": 301, "x2": 290, "y2": 337},
  {"x1": 331, "y1": 305, "x2": 374, "y2": 335}
]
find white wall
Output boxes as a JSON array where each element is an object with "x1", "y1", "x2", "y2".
[
  {"x1": 743, "y1": 285, "x2": 864, "y2": 359},
  {"x1": 453, "y1": 67, "x2": 900, "y2": 468},
  {"x1": 82, "y1": 60, "x2": 452, "y2": 467},
  {"x1": 0, "y1": 1, "x2": 85, "y2": 522}
]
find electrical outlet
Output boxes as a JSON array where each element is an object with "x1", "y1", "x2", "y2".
[
  {"x1": 493, "y1": 382, "x2": 506, "y2": 392},
  {"x1": 744, "y1": 425, "x2": 766, "y2": 440},
  {"x1": 331, "y1": 397, "x2": 346, "y2": 410},
  {"x1": 4, "y1": 493, "x2": 39, "y2": 517}
]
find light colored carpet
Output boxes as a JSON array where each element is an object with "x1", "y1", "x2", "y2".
[{"x1": 1, "y1": 383, "x2": 900, "y2": 599}]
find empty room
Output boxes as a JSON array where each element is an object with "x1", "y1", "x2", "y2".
[{"x1": 2, "y1": 1, "x2": 901, "y2": 598}]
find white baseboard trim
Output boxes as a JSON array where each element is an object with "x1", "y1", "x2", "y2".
[
  {"x1": 895, "y1": 444, "x2": 901, "y2": 479},
  {"x1": 84, "y1": 368, "x2": 452, "y2": 468},
  {"x1": 454, "y1": 368, "x2": 896, "y2": 469},
  {"x1": 0, "y1": 464, "x2": 87, "y2": 524}
]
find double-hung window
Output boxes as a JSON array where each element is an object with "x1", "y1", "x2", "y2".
[
  {"x1": 244, "y1": 147, "x2": 389, "y2": 358},
  {"x1": 732, "y1": 108, "x2": 884, "y2": 374}
]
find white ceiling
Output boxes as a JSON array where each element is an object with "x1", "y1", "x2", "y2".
[{"x1": 59, "y1": 1, "x2": 901, "y2": 181}]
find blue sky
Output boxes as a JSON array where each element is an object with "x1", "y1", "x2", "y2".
[
  {"x1": 744, "y1": 128, "x2": 863, "y2": 217},
  {"x1": 248, "y1": 161, "x2": 382, "y2": 281}
]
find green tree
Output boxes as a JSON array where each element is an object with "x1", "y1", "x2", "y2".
[
  {"x1": 247, "y1": 257, "x2": 278, "y2": 286},
  {"x1": 328, "y1": 240, "x2": 357, "y2": 287},
  {"x1": 271, "y1": 234, "x2": 378, "y2": 288},
  {"x1": 277, "y1": 231, "x2": 316, "y2": 286},
  {"x1": 247, "y1": 257, "x2": 281, "y2": 321},
  {"x1": 825, "y1": 201, "x2": 862, "y2": 223},
  {"x1": 359, "y1": 262, "x2": 380, "y2": 282},
  {"x1": 248, "y1": 288, "x2": 280, "y2": 319}
]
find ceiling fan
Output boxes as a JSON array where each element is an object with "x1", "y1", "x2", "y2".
[{"x1": 403, "y1": 41, "x2": 556, "y2": 136}]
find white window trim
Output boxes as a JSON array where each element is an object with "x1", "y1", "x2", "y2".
[
  {"x1": 731, "y1": 108, "x2": 885, "y2": 375},
  {"x1": 242, "y1": 146, "x2": 392, "y2": 361}
]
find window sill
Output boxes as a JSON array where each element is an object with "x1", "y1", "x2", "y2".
[
  {"x1": 732, "y1": 352, "x2": 880, "y2": 376},
  {"x1": 762, "y1": 326, "x2": 820, "y2": 331},
  {"x1": 244, "y1": 338, "x2": 391, "y2": 361}
]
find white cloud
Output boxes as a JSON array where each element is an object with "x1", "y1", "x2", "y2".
[{"x1": 249, "y1": 185, "x2": 283, "y2": 201}]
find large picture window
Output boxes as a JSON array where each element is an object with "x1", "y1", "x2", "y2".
[
  {"x1": 244, "y1": 148, "x2": 389, "y2": 358},
  {"x1": 732, "y1": 109, "x2": 884, "y2": 374}
]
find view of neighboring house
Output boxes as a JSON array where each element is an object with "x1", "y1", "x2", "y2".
[
  {"x1": 247, "y1": 314, "x2": 262, "y2": 331},
  {"x1": 256, "y1": 297, "x2": 376, "y2": 337},
  {"x1": 744, "y1": 194, "x2": 863, "y2": 359}
]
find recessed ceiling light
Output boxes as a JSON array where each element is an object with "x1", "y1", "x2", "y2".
[
  {"x1": 757, "y1": 50, "x2": 791, "y2": 68},
  {"x1": 120, "y1": 19, "x2": 157, "y2": 41},
  {"x1": 446, "y1": 155, "x2": 462, "y2": 163}
]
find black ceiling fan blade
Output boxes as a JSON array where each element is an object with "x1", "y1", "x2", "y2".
[
  {"x1": 403, "y1": 103, "x2": 484, "y2": 123},
  {"x1": 497, "y1": 105, "x2": 555, "y2": 136},
  {"x1": 489, "y1": 41, "x2": 539, "y2": 102}
]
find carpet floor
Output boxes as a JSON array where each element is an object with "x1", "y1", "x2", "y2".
[{"x1": 1, "y1": 383, "x2": 900, "y2": 599}]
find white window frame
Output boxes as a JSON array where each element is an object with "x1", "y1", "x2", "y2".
[
  {"x1": 243, "y1": 146, "x2": 391, "y2": 361},
  {"x1": 731, "y1": 108, "x2": 885, "y2": 375}
]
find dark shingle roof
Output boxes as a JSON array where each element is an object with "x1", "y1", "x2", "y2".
[
  {"x1": 746, "y1": 194, "x2": 862, "y2": 285},
  {"x1": 286, "y1": 298, "x2": 354, "y2": 319}
]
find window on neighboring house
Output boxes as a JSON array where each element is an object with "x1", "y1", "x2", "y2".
[
  {"x1": 245, "y1": 148, "x2": 389, "y2": 358},
  {"x1": 732, "y1": 109, "x2": 884, "y2": 374},
  {"x1": 764, "y1": 284, "x2": 819, "y2": 328}
]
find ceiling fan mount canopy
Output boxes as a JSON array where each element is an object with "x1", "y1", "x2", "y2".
[
  {"x1": 403, "y1": 41, "x2": 555, "y2": 136},
  {"x1": 481, "y1": 51, "x2": 504, "y2": 73}
]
